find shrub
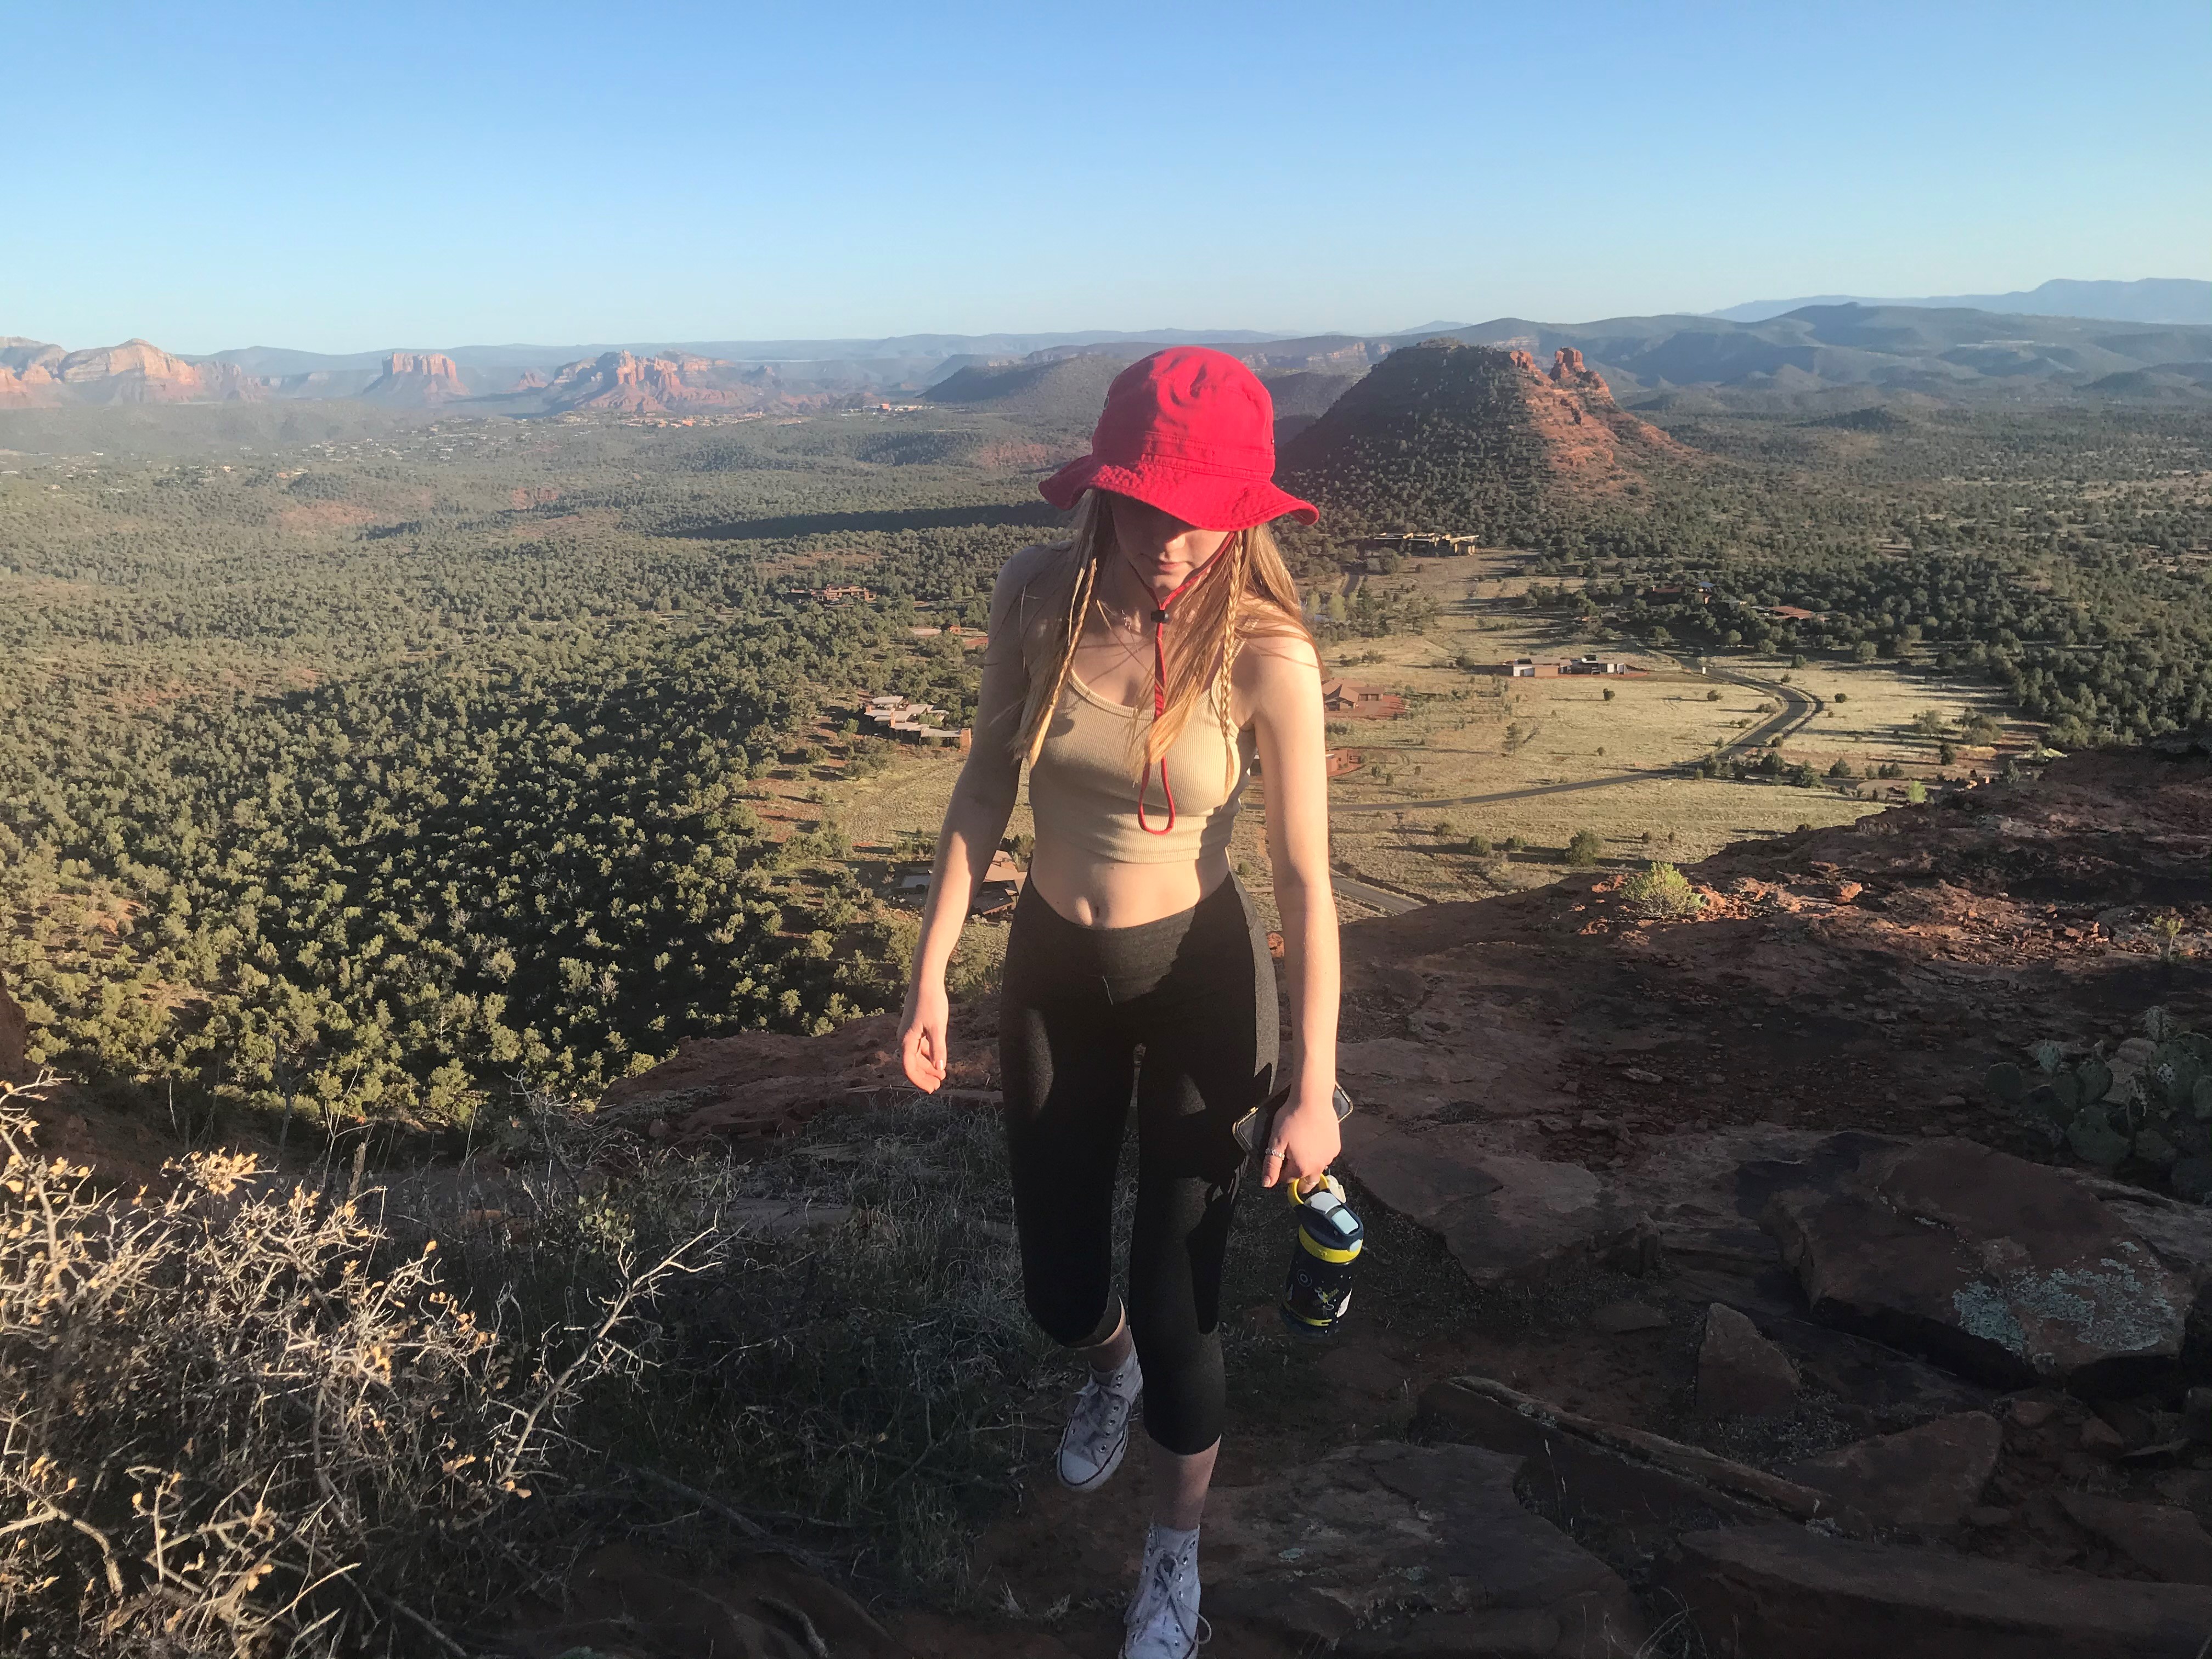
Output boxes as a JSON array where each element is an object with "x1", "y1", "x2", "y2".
[
  {"x1": 1602, "y1": 687, "x2": 1616, "y2": 702},
  {"x1": 1620, "y1": 861, "x2": 1705, "y2": 919},
  {"x1": 0, "y1": 1073, "x2": 1048, "y2": 1654},
  {"x1": 1706, "y1": 689, "x2": 1723, "y2": 701},
  {"x1": 0, "y1": 1075, "x2": 703, "y2": 1657},
  {"x1": 1564, "y1": 828, "x2": 1605, "y2": 868},
  {"x1": 1905, "y1": 781, "x2": 1928, "y2": 804}
]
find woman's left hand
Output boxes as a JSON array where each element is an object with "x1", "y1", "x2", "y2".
[{"x1": 1261, "y1": 1079, "x2": 1341, "y2": 1189}]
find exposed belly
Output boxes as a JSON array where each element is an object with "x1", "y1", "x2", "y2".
[{"x1": 1026, "y1": 837, "x2": 1233, "y2": 928}]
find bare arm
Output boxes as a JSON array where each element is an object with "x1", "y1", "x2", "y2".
[
  {"x1": 898, "y1": 549, "x2": 1043, "y2": 1090},
  {"x1": 1242, "y1": 633, "x2": 1340, "y2": 1187}
]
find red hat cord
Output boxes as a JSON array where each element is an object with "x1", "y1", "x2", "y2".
[{"x1": 1132, "y1": 550, "x2": 1222, "y2": 837}]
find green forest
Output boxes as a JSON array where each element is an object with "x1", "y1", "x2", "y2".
[
  {"x1": 0, "y1": 413, "x2": 1043, "y2": 1127},
  {"x1": 3, "y1": 390, "x2": 2208, "y2": 1135}
]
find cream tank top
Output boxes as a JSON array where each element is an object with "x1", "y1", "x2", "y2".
[{"x1": 1028, "y1": 669, "x2": 1256, "y2": 865}]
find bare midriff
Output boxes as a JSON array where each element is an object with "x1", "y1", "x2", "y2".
[{"x1": 1027, "y1": 839, "x2": 1232, "y2": 930}]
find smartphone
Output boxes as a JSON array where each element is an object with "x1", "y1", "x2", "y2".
[{"x1": 1232, "y1": 1082, "x2": 1355, "y2": 1154}]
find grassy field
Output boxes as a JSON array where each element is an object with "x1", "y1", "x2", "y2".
[
  {"x1": 806, "y1": 549, "x2": 2039, "y2": 928},
  {"x1": 1311, "y1": 552, "x2": 2029, "y2": 908}
]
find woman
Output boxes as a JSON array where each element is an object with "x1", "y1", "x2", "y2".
[{"x1": 898, "y1": 347, "x2": 1341, "y2": 1659}]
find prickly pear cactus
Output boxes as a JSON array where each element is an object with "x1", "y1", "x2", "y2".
[{"x1": 1988, "y1": 1008, "x2": 2210, "y2": 1194}]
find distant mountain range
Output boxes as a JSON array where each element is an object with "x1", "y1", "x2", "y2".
[
  {"x1": 7, "y1": 299, "x2": 2211, "y2": 417},
  {"x1": 1708, "y1": 278, "x2": 2208, "y2": 326}
]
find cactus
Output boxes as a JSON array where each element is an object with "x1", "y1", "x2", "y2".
[
  {"x1": 1984, "y1": 1008, "x2": 2209, "y2": 1198},
  {"x1": 2067, "y1": 1108, "x2": 2131, "y2": 1170}
]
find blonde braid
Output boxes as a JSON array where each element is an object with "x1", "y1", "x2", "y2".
[
  {"x1": 1212, "y1": 531, "x2": 1248, "y2": 793},
  {"x1": 1022, "y1": 545, "x2": 1097, "y2": 770}
]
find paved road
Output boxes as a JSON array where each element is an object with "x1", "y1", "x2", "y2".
[{"x1": 1328, "y1": 871, "x2": 1426, "y2": 915}]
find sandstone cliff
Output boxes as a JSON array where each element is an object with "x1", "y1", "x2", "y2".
[
  {"x1": 539, "y1": 350, "x2": 770, "y2": 415},
  {"x1": 359, "y1": 349, "x2": 470, "y2": 405},
  {"x1": 0, "y1": 337, "x2": 264, "y2": 407}
]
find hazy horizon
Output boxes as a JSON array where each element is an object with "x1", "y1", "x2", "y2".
[{"x1": 10, "y1": 276, "x2": 2208, "y2": 365}]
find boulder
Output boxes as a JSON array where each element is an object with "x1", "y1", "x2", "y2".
[
  {"x1": 1202, "y1": 1442, "x2": 1646, "y2": 1656},
  {"x1": 1341, "y1": 1118, "x2": 1647, "y2": 1288},
  {"x1": 1781, "y1": 1412, "x2": 2002, "y2": 1531},
  {"x1": 1764, "y1": 1137, "x2": 2193, "y2": 1394},
  {"x1": 2057, "y1": 1492, "x2": 2212, "y2": 1584},
  {"x1": 1697, "y1": 1305, "x2": 1799, "y2": 1418},
  {"x1": 1668, "y1": 1523, "x2": 2212, "y2": 1658}
]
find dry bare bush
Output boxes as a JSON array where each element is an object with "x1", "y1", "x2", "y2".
[{"x1": 0, "y1": 1073, "x2": 714, "y2": 1657}]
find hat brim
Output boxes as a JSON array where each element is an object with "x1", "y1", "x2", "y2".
[{"x1": 1039, "y1": 455, "x2": 1319, "y2": 530}]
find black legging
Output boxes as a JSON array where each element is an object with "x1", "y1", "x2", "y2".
[{"x1": 998, "y1": 874, "x2": 1278, "y2": 1455}]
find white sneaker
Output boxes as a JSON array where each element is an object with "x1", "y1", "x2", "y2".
[
  {"x1": 1057, "y1": 1351, "x2": 1142, "y2": 1492},
  {"x1": 1122, "y1": 1523, "x2": 1206, "y2": 1659}
]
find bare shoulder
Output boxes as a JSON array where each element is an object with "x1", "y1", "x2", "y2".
[
  {"x1": 1235, "y1": 621, "x2": 1323, "y2": 681},
  {"x1": 989, "y1": 541, "x2": 1068, "y2": 628},
  {"x1": 994, "y1": 541, "x2": 1063, "y2": 599}
]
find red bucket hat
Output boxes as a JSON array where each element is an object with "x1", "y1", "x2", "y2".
[{"x1": 1039, "y1": 346, "x2": 1319, "y2": 531}]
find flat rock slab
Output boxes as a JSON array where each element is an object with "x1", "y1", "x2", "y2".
[
  {"x1": 1668, "y1": 1523, "x2": 2212, "y2": 1658},
  {"x1": 2058, "y1": 1491, "x2": 2212, "y2": 1585},
  {"x1": 1342, "y1": 1118, "x2": 1646, "y2": 1288},
  {"x1": 1203, "y1": 1442, "x2": 1646, "y2": 1656},
  {"x1": 1782, "y1": 1411, "x2": 2002, "y2": 1532},
  {"x1": 1765, "y1": 1137, "x2": 2193, "y2": 1394}
]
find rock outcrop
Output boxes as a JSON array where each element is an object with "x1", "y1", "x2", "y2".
[
  {"x1": 540, "y1": 350, "x2": 770, "y2": 415},
  {"x1": 1765, "y1": 1137, "x2": 2194, "y2": 1393},
  {"x1": 359, "y1": 350, "x2": 469, "y2": 404},
  {"x1": 597, "y1": 1003, "x2": 997, "y2": 1144},
  {"x1": 0, "y1": 337, "x2": 263, "y2": 407},
  {"x1": 1279, "y1": 338, "x2": 1690, "y2": 534}
]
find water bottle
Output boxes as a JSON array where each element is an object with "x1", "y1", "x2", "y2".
[{"x1": 1279, "y1": 1171, "x2": 1363, "y2": 1337}]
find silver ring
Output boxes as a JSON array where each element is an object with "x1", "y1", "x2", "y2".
[{"x1": 1263, "y1": 1148, "x2": 1284, "y2": 1161}]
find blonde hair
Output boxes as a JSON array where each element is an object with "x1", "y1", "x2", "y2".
[{"x1": 1006, "y1": 491, "x2": 1318, "y2": 791}]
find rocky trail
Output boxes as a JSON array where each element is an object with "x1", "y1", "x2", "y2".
[{"x1": 571, "y1": 742, "x2": 2212, "y2": 1657}]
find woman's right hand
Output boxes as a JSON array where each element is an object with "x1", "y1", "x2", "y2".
[{"x1": 899, "y1": 977, "x2": 950, "y2": 1093}]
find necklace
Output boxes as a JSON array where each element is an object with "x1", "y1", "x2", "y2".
[{"x1": 1083, "y1": 593, "x2": 1152, "y2": 679}]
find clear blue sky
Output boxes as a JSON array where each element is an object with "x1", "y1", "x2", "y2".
[{"x1": 7, "y1": 0, "x2": 2205, "y2": 353}]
